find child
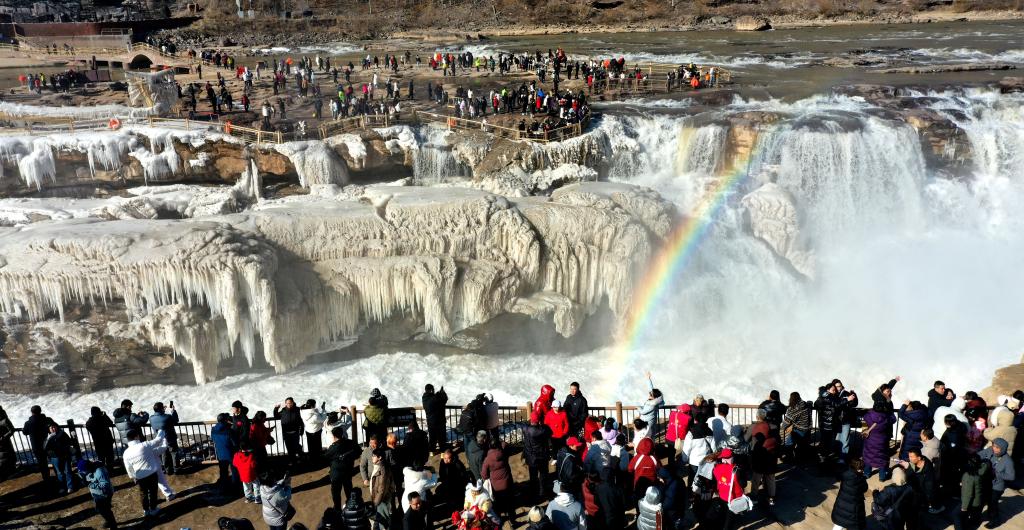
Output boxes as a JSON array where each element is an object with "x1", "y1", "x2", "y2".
[
  {"x1": 85, "y1": 459, "x2": 118, "y2": 529},
  {"x1": 233, "y1": 441, "x2": 261, "y2": 504}
]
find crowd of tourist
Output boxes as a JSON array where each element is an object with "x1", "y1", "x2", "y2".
[
  {"x1": 0, "y1": 374, "x2": 1021, "y2": 530},
  {"x1": 153, "y1": 45, "x2": 717, "y2": 138}
]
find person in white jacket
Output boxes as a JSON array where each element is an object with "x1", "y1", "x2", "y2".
[
  {"x1": 932, "y1": 397, "x2": 968, "y2": 440},
  {"x1": 681, "y1": 430, "x2": 711, "y2": 479},
  {"x1": 401, "y1": 464, "x2": 437, "y2": 512},
  {"x1": 123, "y1": 429, "x2": 175, "y2": 518},
  {"x1": 300, "y1": 400, "x2": 328, "y2": 461},
  {"x1": 321, "y1": 407, "x2": 354, "y2": 447}
]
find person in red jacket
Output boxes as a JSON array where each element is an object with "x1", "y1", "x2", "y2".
[
  {"x1": 480, "y1": 441, "x2": 514, "y2": 525},
  {"x1": 628, "y1": 437, "x2": 660, "y2": 508},
  {"x1": 534, "y1": 385, "x2": 555, "y2": 422},
  {"x1": 712, "y1": 448, "x2": 744, "y2": 526},
  {"x1": 545, "y1": 400, "x2": 570, "y2": 456},
  {"x1": 667, "y1": 403, "x2": 692, "y2": 457},
  {"x1": 232, "y1": 441, "x2": 261, "y2": 503},
  {"x1": 249, "y1": 411, "x2": 274, "y2": 461},
  {"x1": 583, "y1": 416, "x2": 601, "y2": 444}
]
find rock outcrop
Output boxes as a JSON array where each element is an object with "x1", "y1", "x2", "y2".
[
  {"x1": 735, "y1": 15, "x2": 771, "y2": 31},
  {"x1": 982, "y1": 355, "x2": 1024, "y2": 404},
  {"x1": 0, "y1": 182, "x2": 678, "y2": 392}
]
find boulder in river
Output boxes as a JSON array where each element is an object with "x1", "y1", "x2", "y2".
[{"x1": 735, "y1": 16, "x2": 771, "y2": 31}]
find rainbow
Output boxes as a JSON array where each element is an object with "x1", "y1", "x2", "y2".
[{"x1": 611, "y1": 160, "x2": 754, "y2": 386}]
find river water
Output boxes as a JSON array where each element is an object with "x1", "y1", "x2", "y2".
[{"x1": 2, "y1": 20, "x2": 1024, "y2": 423}]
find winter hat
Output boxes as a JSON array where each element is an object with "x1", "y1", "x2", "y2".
[
  {"x1": 552, "y1": 400, "x2": 562, "y2": 409},
  {"x1": 566, "y1": 436, "x2": 583, "y2": 448},
  {"x1": 679, "y1": 403, "x2": 692, "y2": 413},
  {"x1": 644, "y1": 486, "x2": 661, "y2": 505},
  {"x1": 720, "y1": 448, "x2": 734, "y2": 459},
  {"x1": 231, "y1": 400, "x2": 243, "y2": 409},
  {"x1": 993, "y1": 438, "x2": 1009, "y2": 453},
  {"x1": 891, "y1": 467, "x2": 907, "y2": 486}
]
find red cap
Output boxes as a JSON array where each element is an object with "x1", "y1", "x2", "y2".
[
  {"x1": 720, "y1": 448, "x2": 733, "y2": 459},
  {"x1": 566, "y1": 437, "x2": 583, "y2": 448}
]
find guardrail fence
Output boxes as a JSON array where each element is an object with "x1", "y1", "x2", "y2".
[{"x1": 4, "y1": 401, "x2": 918, "y2": 471}]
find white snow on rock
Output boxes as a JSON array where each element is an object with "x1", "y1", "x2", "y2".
[
  {"x1": 0, "y1": 101, "x2": 156, "y2": 120},
  {"x1": 0, "y1": 183, "x2": 675, "y2": 384},
  {"x1": 740, "y1": 182, "x2": 815, "y2": 277},
  {"x1": 271, "y1": 140, "x2": 350, "y2": 187}
]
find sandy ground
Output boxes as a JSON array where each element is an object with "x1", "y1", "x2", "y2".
[{"x1": 2, "y1": 447, "x2": 1022, "y2": 530}]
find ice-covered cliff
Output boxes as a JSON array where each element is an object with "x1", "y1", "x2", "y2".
[{"x1": 0, "y1": 182, "x2": 677, "y2": 390}]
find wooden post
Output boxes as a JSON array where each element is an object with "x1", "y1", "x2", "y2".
[
  {"x1": 615, "y1": 401, "x2": 624, "y2": 427},
  {"x1": 351, "y1": 404, "x2": 360, "y2": 444},
  {"x1": 276, "y1": 131, "x2": 282, "y2": 143},
  {"x1": 526, "y1": 401, "x2": 533, "y2": 417}
]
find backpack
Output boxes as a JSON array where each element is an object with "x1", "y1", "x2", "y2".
[
  {"x1": 871, "y1": 487, "x2": 910, "y2": 523},
  {"x1": 457, "y1": 403, "x2": 478, "y2": 435},
  {"x1": 666, "y1": 410, "x2": 688, "y2": 443}
]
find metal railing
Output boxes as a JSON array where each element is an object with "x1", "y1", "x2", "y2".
[
  {"x1": 4, "y1": 401, "x2": 911, "y2": 470},
  {"x1": 415, "y1": 109, "x2": 590, "y2": 143}
]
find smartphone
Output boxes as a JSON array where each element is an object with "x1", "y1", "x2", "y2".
[{"x1": 169, "y1": 400, "x2": 174, "y2": 408}]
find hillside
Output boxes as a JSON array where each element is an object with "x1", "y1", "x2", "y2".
[{"x1": 168, "y1": 0, "x2": 1024, "y2": 46}]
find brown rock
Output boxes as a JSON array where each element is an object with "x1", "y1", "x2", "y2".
[
  {"x1": 735, "y1": 15, "x2": 771, "y2": 31},
  {"x1": 982, "y1": 354, "x2": 1024, "y2": 404}
]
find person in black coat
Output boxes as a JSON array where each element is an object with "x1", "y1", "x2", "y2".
[
  {"x1": 901, "y1": 448, "x2": 938, "y2": 522},
  {"x1": 563, "y1": 382, "x2": 589, "y2": 438},
  {"x1": 555, "y1": 439, "x2": 584, "y2": 498},
  {"x1": 402, "y1": 491, "x2": 428, "y2": 530},
  {"x1": 0, "y1": 406, "x2": 18, "y2": 482},
  {"x1": 871, "y1": 467, "x2": 913, "y2": 530},
  {"x1": 325, "y1": 426, "x2": 360, "y2": 510},
  {"x1": 340, "y1": 487, "x2": 373, "y2": 530},
  {"x1": 594, "y1": 468, "x2": 625, "y2": 530},
  {"x1": 85, "y1": 406, "x2": 116, "y2": 470},
  {"x1": 831, "y1": 459, "x2": 868, "y2": 530},
  {"x1": 758, "y1": 390, "x2": 787, "y2": 430},
  {"x1": 421, "y1": 384, "x2": 448, "y2": 452},
  {"x1": 274, "y1": 397, "x2": 305, "y2": 464},
  {"x1": 403, "y1": 421, "x2": 430, "y2": 469},
  {"x1": 23, "y1": 405, "x2": 57, "y2": 481},
  {"x1": 437, "y1": 448, "x2": 468, "y2": 513},
  {"x1": 112, "y1": 399, "x2": 148, "y2": 446},
  {"x1": 926, "y1": 381, "x2": 955, "y2": 426},
  {"x1": 689, "y1": 395, "x2": 715, "y2": 438},
  {"x1": 231, "y1": 400, "x2": 251, "y2": 444},
  {"x1": 938, "y1": 414, "x2": 967, "y2": 503},
  {"x1": 523, "y1": 414, "x2": 552, "y2": 501},
  {"x1": 43, "y1": 424, "x2": 76, "y2": 493}
]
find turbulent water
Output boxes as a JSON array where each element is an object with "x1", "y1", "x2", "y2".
[
  {"x1": 4, "y1": 23, "x2": 1024, "y2": 424},
  {"x1": 6, "y1": 87, "x2": 1023, "y2": 424}
]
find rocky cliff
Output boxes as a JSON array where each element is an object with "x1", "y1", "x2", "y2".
[{"x1": 0, "y1": 181, "x2": 677, "y2": 393}]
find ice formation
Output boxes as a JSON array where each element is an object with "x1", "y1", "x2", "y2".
[
  {"x1": 271, "y1": 141, "x2": 350, "y2": 187},
  {"x1": 0, "y1": 182, "x2": 674, "y2": 383}
]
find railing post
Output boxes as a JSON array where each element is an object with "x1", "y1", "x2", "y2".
[
  {"x1": 615, "y1": 401, "x2": 624, "y2": 428},
  {"x1": 351, "y1": 404, "x2": 359, "y2": 444}
]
